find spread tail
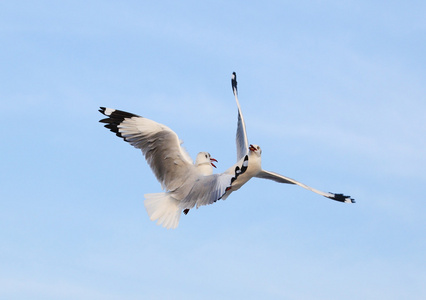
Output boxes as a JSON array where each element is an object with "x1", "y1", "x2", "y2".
[{"x1": 144, "y1": 193, "x2": 181, "y2": 229}]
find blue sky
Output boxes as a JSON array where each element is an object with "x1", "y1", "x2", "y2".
[{"x1": 1, "y1": 1, "x2": 425, "y2": 299}]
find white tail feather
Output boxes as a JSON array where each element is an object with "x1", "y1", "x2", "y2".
[{"x1": 144, "y1": 193, "x2": 181, "y2": 229}]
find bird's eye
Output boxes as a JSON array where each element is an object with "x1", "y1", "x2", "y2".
[{"x1": 205, "y1": 154, "x2": 208, "y2": 158}]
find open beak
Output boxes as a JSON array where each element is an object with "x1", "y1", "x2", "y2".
[
  {"x1": 249, "y1": 144, "x2": 256, "y2": 152},
  {"x1": 210, "y1": 157, "x2": 218, "y2": 168}
]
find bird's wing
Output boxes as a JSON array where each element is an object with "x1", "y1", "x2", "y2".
[
  {"x1": 232, "y1": 72, "x2": 249, "y2": 161},
  {"x1": 99, "y1": 107, "x2": 194, "y2": 191},
  {"x1": 255, "y1": 169, "x2": 355, "y2": 203},
  {"x1": 181, "y1": 155, "x2": 249, "y2": 208}
]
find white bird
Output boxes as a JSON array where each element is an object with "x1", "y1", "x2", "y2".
[
  {"x1": 99, "y1": 107, "x2": 248, "y2": 229},
  {"x1": 226, "y1": 72, "x2": 355, "y2": 203}
]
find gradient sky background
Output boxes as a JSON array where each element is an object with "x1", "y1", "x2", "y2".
[{"x1": 1, "y1": 1, "x2": 425, "y2": 299}]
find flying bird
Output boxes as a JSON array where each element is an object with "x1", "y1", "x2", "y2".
[
  {"x1": 99, "y1": 107, "x2": 248, "y2": 229},
  {"x1": 99, "y1": 74, "x2": 353, "y2": 229},
  {"x1": 228, "y1": 72, "x2": 355, "y2": 203}
]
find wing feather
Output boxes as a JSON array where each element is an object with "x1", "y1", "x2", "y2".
[
  {"x1": 99, "y1": 107, "x2": 193, "y2": 191},
  {"x1": 178, "y1": 155, "x2": 250, "y2": 209},
  {"x1": 232, "y1": 72, "x2": 249, "y2": 161},
  {"x1": 256, "y1": 170, "x2": 355, "y2": 203}
]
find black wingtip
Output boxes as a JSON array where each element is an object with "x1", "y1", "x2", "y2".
[
  {"x1": 230, "y1": 155, "x2": 248, "y2": 185},
  {"x1": 219, "y1": 155, "x2": 249, "y2": 200},
  {"x1": 328, "y1": 193, "x2": 355, "y2": 203},
  {"x1": 231, "y1": 72, "x2": 238, "y2": 95},
  {"x1": 98, "y1": 107, "x2": 140, "y2": 138}
]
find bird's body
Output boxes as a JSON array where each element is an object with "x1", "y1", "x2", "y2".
[
  {"x1": 99, "y1": 107, "x2": 247, "y2": 229},
  {"x1": 228, "y1": 72, "x2": 354, "y2": 204}
]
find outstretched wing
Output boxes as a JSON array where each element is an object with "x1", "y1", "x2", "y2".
[
  {"x1": 232, "y1": 72, "x2": 249, "y2": 161},
  {"x1": 255, "y1": 170, "x2": 355, "y2": 203},
  {"x1": 99, "y1": 107, "x2": 194, "y2": 191}
]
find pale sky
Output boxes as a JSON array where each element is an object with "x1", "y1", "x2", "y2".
[{"x1": 1, "y1": 1, "x2": 425, "y2": 299}]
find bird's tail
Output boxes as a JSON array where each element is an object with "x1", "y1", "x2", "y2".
[{"x1": 144, "y1": 192, "x2": 181, "y2": 229}]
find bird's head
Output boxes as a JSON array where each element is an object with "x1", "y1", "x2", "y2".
[
  {"x1": 195, "y1": 152, "x2": 217, "y2": 168},
  {"x1": 249, "y1": 144, "x2": 262, "y2": 156}
]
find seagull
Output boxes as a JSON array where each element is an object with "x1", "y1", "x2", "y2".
[
  {"x1": 226, "y1": 72, "x2": 355, "y2": 203},
  {"x1": 99, "y1": 107, "x2": 248, "y2": 229}
]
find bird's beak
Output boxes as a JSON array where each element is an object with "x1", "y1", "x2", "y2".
[
  {"x1": 210, "y1": 157, "x2": 218, "y2": 168},
  {"x1": 249, "y1": 144, "x2": 256, "y2": 152}
]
